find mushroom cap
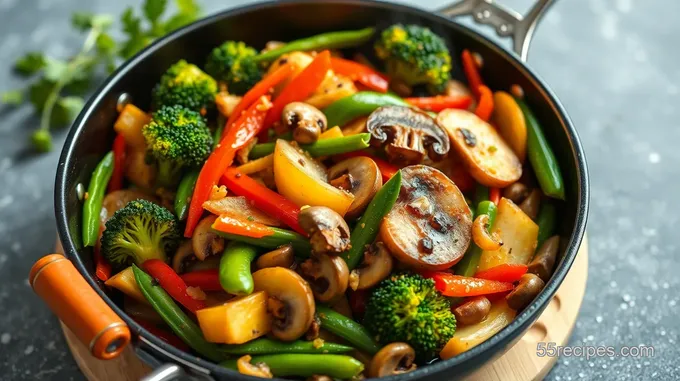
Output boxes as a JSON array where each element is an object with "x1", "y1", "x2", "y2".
[
  {"x1": 252, "y1": 267, "x2": 315, "y2": 341},
  {"x1": 379, "y1": 165, "x2": 472, "y2": 270},
  {"x1": 299, "y1": 254, "x2": 349, "y2": 302},
  {"x1": 368, "y1": 342, "x2": 417, "y2": 378},
  {"x1": 193, "y1": 215, "x2": 225, "y2": 261},
  {"x1": 172, "y1": 240, "x2": 196, "y2": 273},
  {"x1": 328, "y1": 157, "x2": 383, "y2": 220},
  {"x1": 353, "y1": 242, "x2": 394, "y2": 290},
  {"x1": 298, "y1": 206, "x2": 351, "y2": 254},
  {"x1": 367, "y1": 106, "x2": 450, "y2": 165},
  {"x1": 255, "y1": 244, "x2": 295, "y2": 270}
]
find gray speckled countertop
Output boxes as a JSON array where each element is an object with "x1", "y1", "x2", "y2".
[{"x1": 0, "y1": 0, "x2": 678, "y2": 380}]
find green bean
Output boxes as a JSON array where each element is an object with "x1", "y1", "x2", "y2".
[
  {"x1": 248, "y1": 133, "x2": 371, "y2": 160},
  {"x1": 174, "y1": 170, "x2": 199, "y2": 221},
  {"x1": 219, "y1": 242, "x2": 259, "y2": 295},
  {"x1": 218, "y1": 337, "x2": 353, "y2": 355},
  {"x1": 536, "y1": 202, "x2": 557, "y2": 248},
  {"x1": 221, "y1": 354, "x2": 363, "y2": 379},
  {"x1": 214, "y1": 227, "x2": 311, "y2": 257},
  {"x1": 316, "y1": 305, "x2": 380, "y2": 355},
  {"x1": 455, "y1": 201, "x2": 498, "y2": 277},
  {"x1": 253, "y1": 27, "x2": 375, "y2": 63},
  {"x1": 132, "y1": 265, "x2": 223, "y2": 362},
  {"x1": 323, "y1": 91, "x2": 410, "y2": 128},
  {"x1": 82, "y1": 151, "x2": 114, "y2": 247},
  {"x1": 342, "y1": 170, "x2": 402, "y2": 269},
  {"x1": 515, "y1": 99, "x2": 565, "y2": 200}
]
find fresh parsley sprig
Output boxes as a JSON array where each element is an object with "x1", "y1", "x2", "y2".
[{"x1": 1, "y1": 0, "x2": 201, "y2": 153}]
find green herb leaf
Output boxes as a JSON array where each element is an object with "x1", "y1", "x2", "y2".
[
  {"x1": 43, "y1": 57, "x2": 69, "y2": 82},
  {"x1": 176, "y1": 0, "x2": 200, "y2": 17},
  {"x1": 121, "y1": 7, "x2": 142, "y2": 36},
  {"x1": 161, "y1": 13, "x2": 194, "y2": 34},
  {"x1": 31, "y1": 129, "x2": 52, "y2": 152},
  {"x1": 143, "y1": 0, "x2": 167, "y2": 25},
  {"x1": 1, "y1": 90, "x2": 23, "y2": 105},
  {"x1": 14, "y1": 52, "x2": 46, "y2": 76},
  {"x1": 51, "y1": 96, "x2": 85, "y2": 127},
  {"x1": 71, "y1": 12, "x2": 95, "y2": 31},
  {"x1": 29, "y1": 79, "x2": 56, "y2": 112},
  {"x1": 96, "y1": 32, "x2": 117, "y2": 56},
  {"x1": 91, "y1": 14, "x2": 113, "y2": 30}
]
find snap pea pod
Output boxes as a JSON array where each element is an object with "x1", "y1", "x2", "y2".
[
  {"x1": 253, "y1": 27, "x2": 375, "y2": 63},
  {"x1": 214, "y1": 227, "x2": 311, "y2": 257},
  {"x1": 342, "y1": 170, "x2": 402, "y2": 270},
  {"x1": 218, "y1": 337, "x2": 353, "y2": 355},
  {"x1": 316, "y1": 305, "x2": 380, "y2": 355},
  {"x1": 323, "y1": 91, "x2": 410, "y2": 128},
  {"x1": 536, "y1": 202, "x2": 557, "y2": 248},
  {"x1": 132, "y1": 265, "x2": 223, "y2": 362},
  {"x1": 82, "y1": 151, "x2": 114, "y2": 247},
  {"x1": 219, "y1": 242, "x2": 259, "y2": 295},
  {"x1": 515, "y1": 98, "x2": 565, "y2": 200},
  {"x1": 221, "y1": 353, "x2": 364, "y2": 379},
  {"x1": 174, "y1": 170, "x2": 199, "y2": 221},
  {"x1": 455, "y1": 201, "x2": 498, "y2": 277},
  {"x1": 248, "y1": 133, "x2": 371, "y2": 160}
]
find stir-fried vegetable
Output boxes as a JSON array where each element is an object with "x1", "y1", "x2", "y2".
[
  {"x1": 218, "y1": 242, "x2": 259, "y2": 295},
  {"x1": 82, "y1": 151, "x2": 114, "y2": 247},
  {"x1": 323, "y1": 91, "x2": 409, "y2": 128}
]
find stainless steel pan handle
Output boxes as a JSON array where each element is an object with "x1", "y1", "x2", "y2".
[{"x1": 437, "y1": 0, "x2": 555, "y2": 61}]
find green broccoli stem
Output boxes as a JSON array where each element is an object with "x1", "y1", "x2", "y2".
[
  {"x1": 248, "y1": 134, "x2": 371, "y2": 160},
  {"x1": 252, "y1": 27, "x2": 375, "y2": 63},
  {"x1": 316, "y1": 305, "x2": 380, "y2": 355},
  {"x1": 155, "y1": 160, "x2": 184, "y2": 189}
]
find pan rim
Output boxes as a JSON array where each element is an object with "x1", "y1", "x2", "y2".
[{"x1": 55, "y1": 0, "x2": 589, "y2": 379}]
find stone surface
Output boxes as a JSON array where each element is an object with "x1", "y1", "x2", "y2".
[{"x1": 0, "y1": 0, "x2": 677, "y2": 380}]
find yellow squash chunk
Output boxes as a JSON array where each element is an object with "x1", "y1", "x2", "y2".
[
  {"x1": 320, "y1": 126, "x2": 343, "y2": 139},
  {"x1": 438, "y1": 109, "x2": 522, "y2": 187},
  {"x1": 105, "y1": 267, "x2": 148, "y2": 304},
  {"x1": 114, "y1": 104, "x2": 150, "y2": 150},
  {"x1": 196, "y1": 291, "x2": 272, "y2": 344},
  {"x1": 306, "y1": 73, "x2": 357, "y2": 110},
  {"x1": 478, "y1": 198, "x2": 539, "y2": 271},
  {"x1": 491, "y1": 91, "x2": 527, "y2": 162},
  {"x1": 274, "y1": 139, "x2": 354, "y2": 216},
  {"x1": 440, "y1": 300, "x2": 516, "y2": 359}
]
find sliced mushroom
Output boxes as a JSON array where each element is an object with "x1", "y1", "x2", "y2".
[
  {"x1": 438, "y1": 109, "x2": 522, "y2": 187},
  {"x1": 305, "y1": 315, "x2": 321, "y2": 340},
  {"x1": 282, "y1": 102, "x2": 327, "y2": 144},
  {"x1": 380, "y1": 165, "x2": 472, "y2": 270},
  {"x1": 255, "y1": 244, "x2": 295, "y2": 270},
  {"x1": 350, "y1": 242, "x2": 393, "y2": 290},
  {"x1": 519, "y1": 188, "x2": 542, "y2": 220},
  {"x1": 172, "y1": 240, "x2": 196, "y2": 273},
  {"x1": 299, "y1": 254, "x2": 349, "y2": 302},
  {"x1": 453, "y1": 296, "x2": 491, "y2": 325},
  {"x1": 298, "y1": 206, "x2": 351, "y2": 254},
  {"x1": 471, "y1": 214, "x2": 503, "y2": 251},
  {"x1": 252, "y1": 267, "x2": 315, "y2": 341},
  {"x1": 502, "y1": 182, "x2": 531, "y2": 204},
  {"x1": 237, "y1": 355, "x2": 273, "y2": 378},
  {"x1": 328, "y1": 157, "x2": 382, "y2": 219},
  {"x1": 506, "y1": 273, "x2": 545, "y2": 310},
  {"x1": 528, "y1": 235, "x2": 560, "y2": 282},
  {"x1": 368, "y1": 342, "x2": 417, "y2": 378},
  {"x1": 367, "y1": 106, "x2": 450, "y2": 165},
  {"x1": 193, "y1": 215, "x2": 225, "y2": 261}
]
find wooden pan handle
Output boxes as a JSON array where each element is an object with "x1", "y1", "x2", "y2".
[{"x1": 29, "y1": 254, "x2": 131, "y2": 360}]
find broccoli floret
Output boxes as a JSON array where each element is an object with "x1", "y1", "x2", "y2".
[
  {"x1": 152, "y1": 59, "x2": 218, "y2": 112},
  {"x1": 364, "y1": 273, "x2": 457, "y2": 361},
  {"x1": 142, "y1": 105, "x2": 213, "y2": 188},
  {"x1": 101, "y1": 200, "x2": 180, "y2": 268},
  {"x1": 204, "y1": 41, "x2": 263, "y2": 96},
  {"x1": 374, "y1": 24, "x2": 452, "y2": 94}
]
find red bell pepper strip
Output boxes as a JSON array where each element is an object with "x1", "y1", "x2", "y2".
[
  {"x1": 212, "y1": 214, "x2": 276, "y2": 238},
  {"x1": 180, "y1": 269, "x2": 222, "y2": 291},
  {"x1": 422, "y1": 272, "x2": 514, "y2": 297},
  {"x1": 185, "y1": 96, "x2": 272, "y2": 237},
  {"x1": 94, "y1": 226, "x2": 111, "y2": 282},
  {"x1": 474, "y1": 85, "x2": 494, "y2": 122},
  {"x1": 262, "y1": 50, "x2": 331, "y2": 129},
  {"x1": 462, "y1": 49, "x2": 483, "y2": 100},
  {"x1": 108, "y1": 134, "x2": 126, "y2": 193},
  {"x1": 221, "y1": 168, "x2": 305, "y2": 235},
  {"x1": 133, "y1": 318, "x2": 190, "y2": 351},
  {"x1": 330, "y1": 57, "x2": 389, "y2": 93},
  {"x1": 489, "y1": 186, "x2": 501, "y2": 205},
  {"x1": 339, "y1": 151, "x2": 399, "y2": 183},
  {"x1": 474, "y1": 264, "x2": 528, "y2": 283},
  {"x1": 224, "y1": 63, "x2": 297, "y2": 135},
  {"x1": 404, "y1": 95, "x2": 472, "y2": 112},
  {"x1": 142, "y1": 259, "x2": 207, "y2": 313}
]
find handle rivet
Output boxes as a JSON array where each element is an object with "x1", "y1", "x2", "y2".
[
  {"x1": 76, "y1": 183, "x2": 85, "y2": 201},
  {"x1": 116, "y1": 93, "x2": 131, "y2": 113}
]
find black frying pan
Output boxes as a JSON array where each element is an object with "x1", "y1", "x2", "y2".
[{"x1": 35, "y1": 0, "x2": 589, "y2": 380}]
